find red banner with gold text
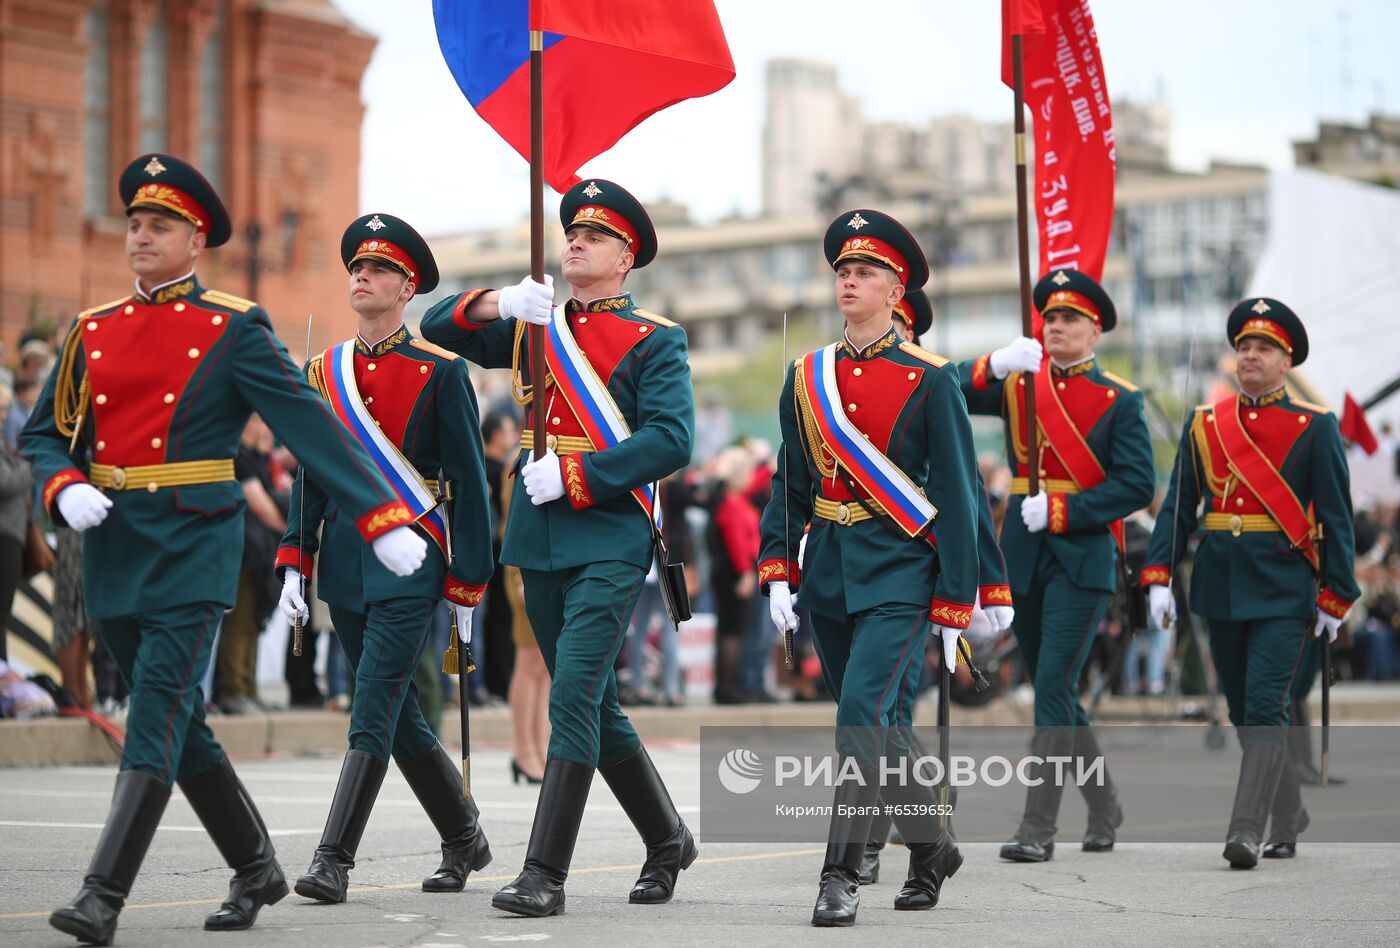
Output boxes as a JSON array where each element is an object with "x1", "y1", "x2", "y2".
[{"x1": 1003, "y1": 0, "x2": 1115, "y2": 295}]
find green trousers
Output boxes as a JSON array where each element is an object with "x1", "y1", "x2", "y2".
[
  {"x1": 329, "y1": 597, "x2": 439, "y2": 764},
  {"x1": 810, "y1": 603, "x2": 929, "y2": 763},
  {"x1": 1207, "y1": 616, "x2": 1310, "y2": 738},
  {"x1": 520, "y1": 561, "x2": 645, "y2": 769},
  {"x1": 97, "y1": 601, "x2": 225, "y2": 785},
  {"x1": 1012, "y1": 547, "x2": 1109, "y2": 727}
]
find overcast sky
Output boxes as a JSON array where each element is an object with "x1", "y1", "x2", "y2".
[{"x1": 333, "y1": 0, "x2": 1399, "y2": 238}]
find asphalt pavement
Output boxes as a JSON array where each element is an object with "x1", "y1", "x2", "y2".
[{"x1": 2, "y1": 740, "x2": 1397, "y2": 947}]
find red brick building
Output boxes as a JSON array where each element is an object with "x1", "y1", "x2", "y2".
[{"x1": 0, "y1": 0, "x2": 376, "y2": 357}]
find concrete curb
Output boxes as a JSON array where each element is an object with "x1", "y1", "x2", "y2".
[{"x1": 2, "y1": 689, "x2": 1396, "y2": 769}]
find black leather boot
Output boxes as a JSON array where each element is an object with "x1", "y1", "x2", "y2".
[
  {"x1": 1000, "y1": 729, "x2": 1071, "y2": 862},
  {"x1": 1075, "y1": 728, "x2": 1123, "y2": 852},
  {"x1": 398, "y1": 743, "x2": 493, "y2": 892},
  {"x1": 860, "y1": 809, "x2": 891, "y2": 885},
  {"x1": 1223, "y1": 740, "x2": 1287, "y2": 869},
  {"x1": 492, "y1": 758, "x2": 593, "y2": 917},
  {"x1": 1290, "y1": 697, "x2": 1344, "y2": 786},
  {"x1": 811, "y1": 763, "x2": 880, "y2": 927},
  {"x1": 1263, "y1": 753, "x2": 1309, "y2": 859},
  {"x1": 599, "y1": 747, "x2": 698, "y2": 904},
  {"x1": 882, "y1": 762, "x2": 962, "y2": 911},
  {"x1": 180, "y1": 755, "x2": 289, "y2": 930},
  {"x1": 50, "y1": 771, "x2": 171, "y2": 946},
  {"x1": 295, "y1": 750, "x2": 388, "y2": 902}
]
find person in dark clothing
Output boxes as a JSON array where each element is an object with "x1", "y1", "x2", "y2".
[{"x1": 480, "y1": 409, "x2": 518, "y2": 699}]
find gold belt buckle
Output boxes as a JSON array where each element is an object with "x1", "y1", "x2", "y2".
[
  {"x1": 1229, "y1": 514, "x2": 1243, "y2": 537},
  {"x1": 110, "y1": 467, "x2": 127, "y2": 490},
  {"x1": 835, "y1": 503, "x2": 851, "y2": 525},
  {"x1": 546, "y1": 433, "x2": 559, "y2": 453}
]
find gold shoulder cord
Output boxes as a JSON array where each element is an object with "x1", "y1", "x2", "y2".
[
  {"x1": 53, "y1": 320, "x2": 90, "y2": 443},
  {"x1": 791, "y1": 360, "x2": 836, "y2": 479},
  {"x1": 510, "y1": 320, "x2": 533, "y2": 407}
]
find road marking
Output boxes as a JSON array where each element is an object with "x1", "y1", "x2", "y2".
[{"x1": 0, "y1": 846, "x2": 825, "y2": 921}]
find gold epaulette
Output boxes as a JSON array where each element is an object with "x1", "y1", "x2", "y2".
[
  {"x1": 78, "y1": 297, "x2": 130, "y2": 320},
  {"x1": 409, "y1": 338, "x2": 461, "y2": 361},
  {"x1": 630, "y1": 308, "x2": 676, "y2": 328},
  {"x1": 898, "y1": 341, "x2": 949, "y2": 368},
  {"x1": 201, "y1": 289, "x2": 256, "y2": 313},
  {"x1": 1100, "y1": 370, "x2": 1139, "y2": 392},
  {"x1": 1290, "y1": 398, "x2": 1331, "y2": 415}
]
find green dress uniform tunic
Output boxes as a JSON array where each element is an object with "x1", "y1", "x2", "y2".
[
  {"x1": 1141, "y1": 388, "x2": 1358, "y2": 729},
  {"x1": 958, "y1": 354, "x2": 1154, "y2": 726},
  {"x1": 277, "y1": 327, "x2": 494, "y2": 763},
  {"x1": 22, "y1": 277, "x2": 411, "y2": 784},
  {"x1": 421, "y1": 291, "x2": 693, "y2": 769}
]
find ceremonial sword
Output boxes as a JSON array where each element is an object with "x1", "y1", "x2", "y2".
[
  {"x1": 292, "y1": 313, "x2": 313, "y2": 657},
  {"x1": 780, "y1": 311, "x2": 795, "y2": 670}
]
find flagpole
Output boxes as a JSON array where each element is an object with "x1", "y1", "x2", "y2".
[
  {"x1": 529, "y1": 28, "x2": 548, "y2": 461},
  {"x1": 1011, "y1": 32, "x2": 1040, "y2": 496}
]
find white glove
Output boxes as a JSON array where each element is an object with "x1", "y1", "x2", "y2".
[
  {"x1": 1313, "y1": 608, "x2": 1343, "y2": 644},
  {"x1": 1149, "y1": 585, "x2": 1176, "y2": 631},
  {"x1": 279, "y1": 569, "x2": 309, "y2": 624},
  {"x1": 988, "y1": 336, "x2": 1043, "y2": 378},
  {"x1": 768, "y1": 580, "x2": 798, "y2": 635},
  {"x1": 452, "y1": 603, "x2": 474, "y2": 644},
  {"x1": 1020, "y1": 492, "x2": 1049, "y2": 533},
  {"x1": 985, "y1": 605, "x2": 1016, "y2": 633},
  {"x1": 372, "y1": 525, "x2": 427, "y2": 576},
  {"x1": 498, "y1": 274, "x2": 554, "y2": 325},
  {"x1": 521, "y1": 449, "x2": 565, "y2": 505},
  {"x1": 935, "y1": 626, "x2": 962, "y2": 671},
  {"x1": 56, "y1": 483, "x2": 112, "y2": 532}
]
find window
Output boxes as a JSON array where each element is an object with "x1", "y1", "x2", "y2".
[
  {"x1": 83, "y1": 1, "x2": 110, "y2": 217},
  {"x1": 198, "y1": 3, "x2": 227, "y2": 190},
  {"x1": 138, "y1": 1, "x2": 169, "y2": 153}
]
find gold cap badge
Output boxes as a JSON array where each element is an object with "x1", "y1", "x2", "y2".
[{"x1": 144, "y1": 156, "x2": 167, "y2": 177}]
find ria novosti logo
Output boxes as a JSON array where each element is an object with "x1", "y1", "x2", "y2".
[{"x1": 717, "y1": 748, "x2": 764, "y2": 794}]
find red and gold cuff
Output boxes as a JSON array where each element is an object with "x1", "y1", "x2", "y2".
[
  {"x1": 979, "y1": 584, "x2": 1013, "y2": 607},
  {"x1": 1047, "y1": 493, "x2": 1069, "y2": 534},
  {"x1": 275, "y1": 545, "x2": 314, "y2": 577},
  {"x1": 355, "y1": 499, "x2": 414, "y2": 541},
  {"x1": 445, "y1": 579, "x2": 486, "y2": 607},
  {"x1": 758, "y1": 558, "x2": 801, "y2": 592},
  {"x1": 1317, "y1": 588, "x2": 1352, "y2": 620},
  {"x1": 43, "y1": 468, "x2": 88, "y2": 515},
  {"x1": 930, "y1": 598, "x2": 974, "y2": 629},
  {"x1": 450, "y1": 288, "x2": 491, "y2": 330},
  {"x1": 971, "y1": 353, "x2": 993, "y2": 390},
  {"x1": 561, "y1": 454, "x2": 595, "y2": 510},
  {"x1": 1140, "y1": 564, "x2": 1171, "y2": 587}
]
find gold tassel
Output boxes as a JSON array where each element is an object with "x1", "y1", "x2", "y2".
[{"x1": 441, "y1": 637, "x2": 459, "y2": 675}]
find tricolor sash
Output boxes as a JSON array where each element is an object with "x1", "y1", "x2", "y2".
[
  {"x1": 1211, "y1": 395, "x2": 1318, "y2": 567},
  {"x1": 541, "y1": 305, "x2": 660, "y2": 528},
  {"x1": 319, "y1": 340, "x2": 449, "y2": 555},
  {"x1": 1033, "y1": 362, "x2": 1126, "y2": 554},
  {"x1": 796, "y1": 344, "x2": 937, "y2": 539}
]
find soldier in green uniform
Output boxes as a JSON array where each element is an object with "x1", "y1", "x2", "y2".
[
  {"x1": 274, "y1": 214, "x2": 495, "y2": 903},
  {"x1": 759, "y1": 210, "x2": 980, "y2": 926},
  {"x1": 1142, "y1": 298, "x2": 1357, "y2": 868},
  {"x1": 958, "y1": 269, "x2": 1154, "y2": 862},
  {"x1": 420, "y1": 179, "x2": 696, "y2": 917},
  {"x1": 23, "y1": 154, "x2": 426, "y2": 946},
  {"x1": 857, "y1": 290, "x2": 1016, "y2": 887}
]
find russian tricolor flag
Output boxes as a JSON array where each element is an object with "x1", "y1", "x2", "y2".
[{"x1": 433, "y1": 0, "x2": 735, "y2": 194}]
